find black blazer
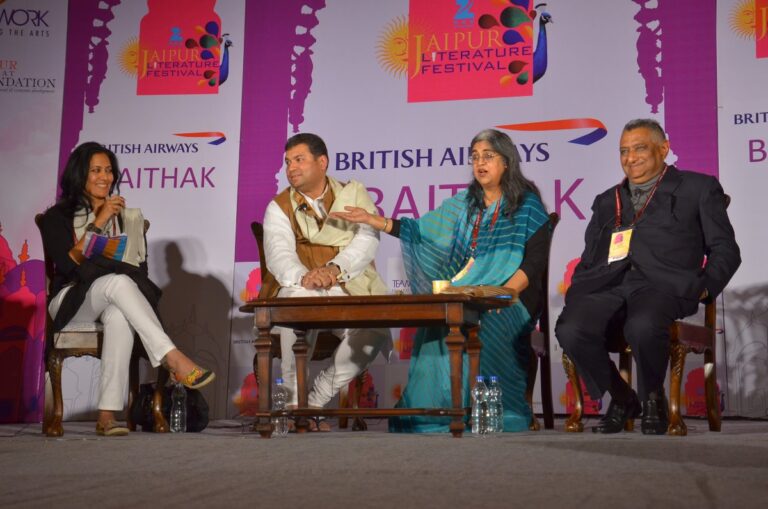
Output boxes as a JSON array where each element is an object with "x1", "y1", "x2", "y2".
[
  {"x1": 567, "y1": 166, "x2": 740, "y2": 308},
  {"x1": 40, "y1": 204, "x2": 161, "y2": 333}
]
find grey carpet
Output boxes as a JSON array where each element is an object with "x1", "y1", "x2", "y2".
[{"x1": 1, "y1": 418, "x2": 767, "y2": 508}]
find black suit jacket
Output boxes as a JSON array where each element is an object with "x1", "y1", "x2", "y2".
[{"x1": 567, "y1": 166, "x2": 740, "y2": 308}]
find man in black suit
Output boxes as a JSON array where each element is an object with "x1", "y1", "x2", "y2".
[{"x1": 556, "y1": 119, "x2": 740, "y2": 434}]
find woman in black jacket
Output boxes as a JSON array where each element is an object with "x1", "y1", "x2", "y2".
[{"x1": 41, "y1": 142, "x2": 215, "y2": 436}]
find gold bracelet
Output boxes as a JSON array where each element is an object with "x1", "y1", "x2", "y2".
[{"x1": 381, "y1": 217, "x2": 389, "y2": 231}]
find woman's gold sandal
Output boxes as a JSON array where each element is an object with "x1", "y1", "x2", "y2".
[
  {"x1": 96, "y1": 420, "x2": 129, "y2": 436},
  {"x1": 176, "y1": 366, "x2": 216, "y2": 390}
]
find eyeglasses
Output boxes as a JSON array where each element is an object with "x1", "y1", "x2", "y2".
[{"x1": 470, "y1": 152, "x2": 500, "y2": 165}]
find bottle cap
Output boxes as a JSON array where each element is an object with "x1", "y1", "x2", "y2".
[
  {"x1": 475, "y1": 375, "x2": 485, "y2": 383},
  {"x1": 275, "y1": 377, "x2": 284, "y2": 384},
  {"x1": 490, "y1": 375, "x2": 499, "y2": 382}
]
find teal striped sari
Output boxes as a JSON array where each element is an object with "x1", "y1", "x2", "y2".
[{"x1": 390, "y1": 190, "x2": 548, "y2": 433}]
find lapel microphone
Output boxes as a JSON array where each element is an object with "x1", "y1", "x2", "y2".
[{"x1": 297, "y1": 203, "x2": 309, "y2": 213}]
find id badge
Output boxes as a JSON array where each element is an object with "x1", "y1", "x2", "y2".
[{"x1": 608, "y1": 228, "x2": 633, "y2": 264}]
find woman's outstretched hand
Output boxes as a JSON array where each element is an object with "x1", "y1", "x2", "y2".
[{"x1": 330, "y1": 206, "x2": 375, "y2": 226}]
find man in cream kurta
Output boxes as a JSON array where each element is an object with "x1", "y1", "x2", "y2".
[{"x1": 262, "y1": 133, "x2": 392, "y2": 411}]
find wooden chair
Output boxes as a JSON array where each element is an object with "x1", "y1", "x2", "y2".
[
  {"x1": 524, "y1": 212, "x2": 559, "y2": 430},
  {"x1": 35, "y1": 214, "x2": 169, "y2": 436},
  {"x1": 562, "y1": 196, "x2": 730, "y2": 435},
  {"x1": 250, "y1": 221, "x2": 365, "y2": 430}
]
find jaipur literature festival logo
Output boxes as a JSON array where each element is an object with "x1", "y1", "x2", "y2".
[
  {"x1": 730, "y1": 0, "x2": 768, "y2": 58},
  {"x1": 135, "y1": 0, "x2": 234, "y2": 95},
  {"x1": 396, "y1": 0, "x2": 553, "y2": 103}
]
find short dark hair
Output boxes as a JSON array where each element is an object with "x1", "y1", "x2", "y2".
[
  {"x1": 58, "y1": 141, "x2": 121, "y2": 214},
  {"x1": 623, "y1": 118, "x2": 666, "y2": 142},
  {"x1": 285, "y1": 133, "x2": 328, "y2": 159}
]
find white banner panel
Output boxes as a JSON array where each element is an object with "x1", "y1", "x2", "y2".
[
  {"x1": 716, "y1": 0, "x2": 768, "y2": 417},
  {"x1": 0, "y1": 0, "x2": 67, "y2": 423}
]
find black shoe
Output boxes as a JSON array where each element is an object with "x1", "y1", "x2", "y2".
[
  {"x1": 641, "y1": 392, "x2": 669, "y2": 435},
  {"x1": 591, "y1": 390, "x2": 641, "y2": 434}
]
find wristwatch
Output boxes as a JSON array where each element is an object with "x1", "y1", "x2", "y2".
[{"x1": 85, "y1": 222, "x2": 103, "y2": 234}]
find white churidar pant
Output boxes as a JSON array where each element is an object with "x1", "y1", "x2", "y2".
[{"x1": 48, "y1": 274, "x2": 176, "y2": 411}]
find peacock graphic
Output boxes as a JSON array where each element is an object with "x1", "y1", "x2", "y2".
[
  {"x1": 532, "y1": 4, "x2": 552, "y2": 83},
  {"x1": 219, "y1": 33, "x2": 233, "y2": 85},
  {"x1": 479, "y1": 1, "x2": 553, "y2": 86}
]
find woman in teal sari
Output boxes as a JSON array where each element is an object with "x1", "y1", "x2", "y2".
[{"x1": 332, "y1": 129, "x2": 549, "y2": 432}]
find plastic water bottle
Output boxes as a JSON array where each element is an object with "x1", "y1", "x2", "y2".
[
  {"x1": 272, "y1": 378, "x2": 289, "y2": 437},
  {"x1": 488, "y1": 375, "x2": 504, "y2": 433},
  {"x1": 471, "y1": 375, "x2": 489, "y2": 436},
  {"x1": 170, "y1": 382, "x2": 187, "y2": 433}
]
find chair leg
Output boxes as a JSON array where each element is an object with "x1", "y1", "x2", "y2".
[
  {"x1": 526, "y1": 349, "x2": 541, "y2": 431},
  {"x1": 154, "y1": 367, "x2": 170, "y2": 433},
  {"x1": 668, "y1": 341, "x2": 687, "y2": 436},
  {"x1": 338, "y1": 384, "x2": 350, "y2": 429},
  {"x1": 46, "y1": 353, "x2": 64, "y2": 437},
  {"x1": 619, "y1": 351, "x2": 634, "y2": 432},
  {"x1": 704, "y1": 348, "x2": 721, "y2": 432},
  {"x1": 562, "y1": 352, "x2": 584, "y2": 432},
  {"x1": 351, "y1": 370, "x2": 367, "y2": 431},
  {"x1": 42, "y1": 370, "x2": 53, "y2": 435},
  {"x1": 540, "y1": 353, "x2": 555, "y2": 430}
]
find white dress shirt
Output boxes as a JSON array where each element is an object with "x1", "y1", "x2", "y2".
[{"x1": 262, "y1": 198, "x2": 380, "y2": 289}]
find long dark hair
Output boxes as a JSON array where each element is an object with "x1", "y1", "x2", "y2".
[
  {"x1": 466, "y1": 129, "x2": 542, "y2": 218},
  {"x1": 58, "y1": 142, "x2": 121, "y2": 215}
]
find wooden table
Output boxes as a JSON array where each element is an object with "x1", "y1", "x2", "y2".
[{"x1": 239, "y1": 293, "x2": 514, "y2": 438}]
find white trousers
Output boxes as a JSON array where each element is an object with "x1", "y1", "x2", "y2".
[
  {"x1": 276, "y1": 286, "x2": 391, "y2": 407},
  {"x1": 49, "y1": 274, "x2": 176, "y2": 411}
]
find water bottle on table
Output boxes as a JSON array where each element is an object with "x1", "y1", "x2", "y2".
[
  {"x1": 488, "y1": 375, "x2": 504, "y2": 433},
  {"x1": 272, "y1": 377, "x2": 289, "y2": 437},
  {"x1": 471, "y1": 375, "x2": 489, "y2": 436},
  {"x1": 170, "y1": 382, "x2": 187, "y2": 433}
]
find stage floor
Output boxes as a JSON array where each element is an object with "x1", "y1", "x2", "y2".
[{"x1": 1, "y1": 417, "x2": 767, "y2": 508}]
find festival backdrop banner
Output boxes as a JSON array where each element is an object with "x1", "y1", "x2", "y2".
[
  {"x1": 55, "y1": 0, "x2": 245, "y2": 420},
  {"x1": 716, "y1": 0, "x2": 768, "y2": 418},
  {"x1": 4, "y1": 0, "x2": 764, "y2": 423},
  {"x1": 0, "y1": 0, "x2": 68, "y2": 423},
  {"x1": 228, "y1": 0, "x2": 761, "y2": 419}
]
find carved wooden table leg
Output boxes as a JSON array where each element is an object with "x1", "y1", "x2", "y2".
[
  {"x1": 253, "y1": 321, "x2": 274, "y2": 438},
  {"x1": 466, "y1": 325, "x2": 481, "y2": 386},
  {"x1": 446, "y1": 324, "x2": 466, "y2": 438},
  {"x1": 293, "y1": 329, "x2": 310, "y2": 433},
  {"x1": 668, "y1": 341, "x2": 687, "y2": 436},
  {"x1": 47, "y1": 353, "x2": 64, "y2": 437},
  {"x1": 704, "y1": 347, "x2": 721, "y2": 432},
  {"x1": 562, "y1": 352, "x2": 584, "y2": 432}
]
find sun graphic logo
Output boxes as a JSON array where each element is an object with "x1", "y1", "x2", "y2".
[
  {"x1": 730, "y1": 0, "x2": 768, "y2": 58},
  {"x1": 377, "y1": 15, "x2": 409, "y2": 77},
  {"x1": 731, "y1": 0, "x2": 757, "y2": 39},
  {"x1": 119, "y1": 37, "x2": 140, "y2": 76}
]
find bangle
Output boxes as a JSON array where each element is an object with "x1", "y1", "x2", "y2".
[{"x1": 381, "y1": 217, "x2": 389, "y2": 231}]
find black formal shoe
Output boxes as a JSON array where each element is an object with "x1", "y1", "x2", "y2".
[
  {"x1": 591, "y1": 391, "x2": 641, "y2": 434},
  {"x1": 641, "y1": 392, "x2": 669, "y2": 435}
]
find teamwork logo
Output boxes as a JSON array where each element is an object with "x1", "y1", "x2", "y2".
[
  {"x1": 402, "y1": 0, "x2": 553, "y2": 102},
  {"x1": 135, "y1": 0, "x2": 234, "y2": 95},
  {"x1": 730, "y1": 0, "x2": 768, "y2": 58}
]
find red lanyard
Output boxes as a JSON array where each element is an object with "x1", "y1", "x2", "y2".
[
  {"x1": 614, "y1": 165, "x2": 668, "y2": 229},
  {"x1": 470, "y1": 198, "x2": 501, "y2": 253}
]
